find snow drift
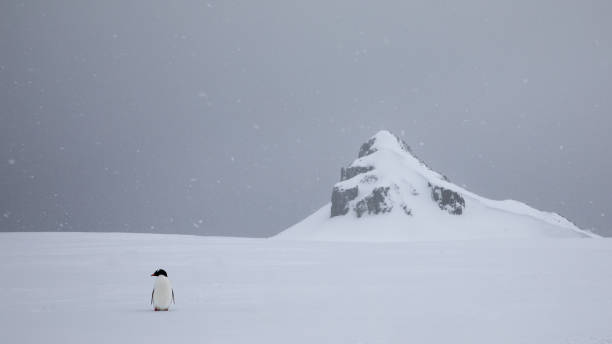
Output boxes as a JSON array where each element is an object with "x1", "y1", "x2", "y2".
[{"x1": 277, "y1": 130, "x2": 596, "y2": 241}]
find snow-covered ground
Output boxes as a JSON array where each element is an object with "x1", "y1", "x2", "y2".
[{"x1": 2, "y1": 232, "x2": 612, "y2": 344}]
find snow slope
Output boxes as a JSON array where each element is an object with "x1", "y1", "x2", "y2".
[
  {"x1": 2, "y1": 232, "x2": 611, "y2": 344},
  {"x1": 278, "y1": 130, "x2": 596, "y2": 241}
]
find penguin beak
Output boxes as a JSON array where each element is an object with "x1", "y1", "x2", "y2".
[{"x1": 151, "y1": 274, "x2": 155, "y2": 276}]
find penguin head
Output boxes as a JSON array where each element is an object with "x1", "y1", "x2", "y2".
[{"x1": 151, "y1": 269, "x2": 168, "y2": 277}]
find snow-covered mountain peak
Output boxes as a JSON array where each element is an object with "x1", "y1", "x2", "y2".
[
  {"x1": 349, "y1": 131, "x2": 446, "y2": 183},
  {"x1": 333, "y1": 130, "x2": 457, "y2": 218},
  {"x1": 277, "y1": 130, "x2": 597, "y2": 241},
  {"x1": 358, "y1": 130, "x2": 413, "y2": 157}
]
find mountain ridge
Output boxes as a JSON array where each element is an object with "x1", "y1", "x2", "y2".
[{"x1": 277, "y1": 130, "x2": 597, "y2": 241}]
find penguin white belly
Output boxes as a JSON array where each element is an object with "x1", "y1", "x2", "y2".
[{"x1": 153, "y1": 276, "x2": 173, "y2": 311}]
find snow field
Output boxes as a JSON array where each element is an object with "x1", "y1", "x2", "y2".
[{"x1": 2, "y1": 232, "x2": 612, "y2": 343}]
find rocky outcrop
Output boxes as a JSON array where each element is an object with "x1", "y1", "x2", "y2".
[
  {"x1": 358, "y1": 135, "x2": 412, "y2": 158},
  {"x1": 330, "y1": 186, "x2": 359, "y2": 217},
  {"x1": 355, "y1": 187, "x2": 393, "y2": 217},
  {"x1": 341, "y1": 166, "x2": 374, "y2": 181},
  {"x1": 358, "y1": 138, "x2": 376, "y2": 158},
  {"x1": 428, "y1": 183, "x2": 465, "y2": 215}
]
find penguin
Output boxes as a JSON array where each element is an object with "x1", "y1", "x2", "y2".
[{"x1": 151, "y1": 269, "x2": 174, "y2": 311}]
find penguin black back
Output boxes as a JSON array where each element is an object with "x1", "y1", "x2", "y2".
[{"x1": 151, "y1": 269, "x2": 168, "y2": 277}]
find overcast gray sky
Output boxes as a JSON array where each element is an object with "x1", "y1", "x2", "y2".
[{"x1": 1, "y1": 0, "x2": 611, "y2": 237}]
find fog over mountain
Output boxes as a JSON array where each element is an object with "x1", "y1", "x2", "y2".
[{"x1": 1, "y1": 1, "x2": 611, "y2": 237}]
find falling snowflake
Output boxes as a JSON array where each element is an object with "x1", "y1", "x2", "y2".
[{"x1": 8, "y1": 159, "x2": 15, "y2": 165}]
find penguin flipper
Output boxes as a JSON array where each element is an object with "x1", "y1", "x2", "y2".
[
  {"x1": 172, "y1": 289, "x2": 175, "y2": 304},
  {"x1": 151, "y1": 289, "x2": 154, "y2": 304}
]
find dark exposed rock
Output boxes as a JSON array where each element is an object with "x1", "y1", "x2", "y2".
[
  {"x1": 357, "y1": 133, "x2": 412, "y2": 158},
  {"x1": 358, "y1": 138, "x2": 378, "y2": 158},
  {"x1": 354, "y1": 187, "x2": 393, "y2": 218},
  {"x1": 330, "y1": 186, "x2": 359, "y2": 217},
  {"x1": 341, "y1": 165, "x2": 374, "y2": 181},
  {"x1": 360, "y1": 174, "x2": 378, "y2": 184},
  {"x1": 396, "y1": 137, "x2": 412, "y2": 153},
  {"x1": 428, "y1": 183, "x2": 465, "y2": 215}
]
